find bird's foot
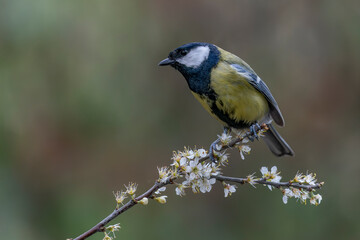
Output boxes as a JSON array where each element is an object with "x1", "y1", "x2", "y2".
[
  {"x1": 248, "y1": 123, "x2": 261, "y2": 141},
  {"x1": 209, "y1": 139, "x2": 220, "y2": 163}
]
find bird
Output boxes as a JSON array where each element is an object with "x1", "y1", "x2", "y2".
[{"x1": 159, "y1": 42, "x2": 294, "y2": 161}]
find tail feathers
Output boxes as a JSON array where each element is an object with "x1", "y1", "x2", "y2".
[{"x1": 263, "y1": 124, "x2": 295, "y2": 157}]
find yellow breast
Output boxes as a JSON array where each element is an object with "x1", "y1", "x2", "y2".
[
  {"x1": 191, "y1": 92, "x2": 229, "y2": 126},
  {"x1": 210, "y1": 60, "x2": 269, "y2": 125}
]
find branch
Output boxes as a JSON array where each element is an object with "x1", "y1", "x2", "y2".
[
  {"x1": 213, "y1": 175, "x2": 324, "y2": 191},
  {"x1": 72, "y1": 180, "x2": 172, "y2": 240},
  {"x1": 71, "y1": 171, "x2": 324, "y2": 239},
  {"x1": 70, "y1": 125, "x2": 324, "y2": 240}
]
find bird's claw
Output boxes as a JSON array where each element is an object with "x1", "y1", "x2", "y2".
[
  {"x1": 209, "y1": 139, "x2": 219, "y2": 163},
  {"x1": 249, "y1": 123, "x2": 261, "y2": 141}
]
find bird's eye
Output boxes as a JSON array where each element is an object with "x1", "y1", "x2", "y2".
[{"x1": 179, "y1": 49, "x2": 188, "y2": 56}]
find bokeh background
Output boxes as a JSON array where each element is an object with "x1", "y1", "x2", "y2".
[{"x1": 1, "y1": 0, "x2": 359, "y2": 239}]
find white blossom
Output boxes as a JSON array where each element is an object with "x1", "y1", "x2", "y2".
[
  {"x1": 218, "y1": 132, "x2": 232, "y2": 145},
  {"x1": 241, "y1": 137, "x2": 249, "y2": 144},
  {"x1": 300, "y1": 191, "x2": 309, "y2": 203},
  {"x1": 106, "y1": 223, "x2": 121, "y2": 238},
  {"x1": 195, "y1": 148, "x2": 207, "y2": 158},
  {"x1": 201, "y1": 163, "x2": 213, "y2": 178},
  {"x1": 138, "y1": 197, "x2": 148, "y2": 205},
  {"x1": 185, "y1": 160, "x2": 203, "y2": 181},
  {"x1": 177, "y1": 149, "x2": 220, "y2": 195},
  {"x1": 158, "y1": 167, "x2": 170, "y2": 183},
  {"x1": 224, "y1": 183, "x2": 237, "y2": 197},
  {"x1": 169, "y1": 169, "x2": 180, "y2": 179},
  {"x1": 199, "y1": 178, "x2": 216, "y2": 193},
  {"x1": 171, "y1": 147, "x2": 224, "y2": 197},
  {"x1": 180, "y1": 157, "x2": 188, "y2": 166},
  {"x1": 291, "y1": 188, "x2": 302, "y2": 199},
  {"x1": 293, "y1": 172, "x2": 306, "y2": 183},
  {"x1": 210, "y1": 163, "x2": 221, "y2": 176},
  {"x1": 175, "y1": 184, "x2": 187, "y2": 196},
  {"x1": 183, "y1": 148, "x2": 195, "y2": 159},
  {"x1": 171, "y1": 156, "x2": 188, "y2": 169},
  {"x1": 154, "y1": 186, "x2": 166, "y2": 195},
  {"x1": 310, "y1": 194, "x2": 322, "y2": 206},
  {"x1": 260, "y1": 166, "x2": 282, "y2": 190},
  {"x1": 215, "y1": 144, "x2": 222, "y2": 151},
  {"x1": 218, "y1": 153, "x2": 229, "y2": 166},
  {"x1": 155, "y1": 196, "x2": 167, "y2": 204},
  {"x1": 303, "y1": 173, "x2": 317, "y2": 185},
  {"x1": 238, "y1": 145, "x2": 251, "y2": 160},
  {"x1": 103, "y1": 232, "x2": 112, "y2": 240},
  {"x1": 113, "y1": 190, "x2": 127, "y2": 206},
  {"x1": 234, "y1": 129, "x2": 248, "y2": 139},
  {"x1": 125, "y1": 182, "x2": 137, "y2": 196},
  {"x1": 270, "y1": 166, "x2": 282, "y2": 183},
  {"x1": 282, "y1": 188, "x2": 294, "y2": 204},
  {"x1": 260, "y1": 166, "x2": 269, "y2": 176},
  {"x1": 190, "y1": 179, "x2": 201, "y2": 193},
  {"x1": 282, "y1": 187, "x2": 319, "y2": 205},
  {"x1": 246, "y1": 173, "x2": 258, "y2": 188},
  {"x1": 293, "y1": 172, "x2": 318, "y2": 186}
]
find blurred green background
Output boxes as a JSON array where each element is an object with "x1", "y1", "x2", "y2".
[{"x1": 1, "y1": 0, "x2": 359, "y2": 239}]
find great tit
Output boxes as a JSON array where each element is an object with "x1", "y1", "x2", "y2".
[{"x1": 159, "y1": 42, "x2": 294, "y2": 160}]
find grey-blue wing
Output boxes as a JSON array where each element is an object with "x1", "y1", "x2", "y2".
[{"x1": 231, "y1": 64, "x2": 284, "y2": 126}]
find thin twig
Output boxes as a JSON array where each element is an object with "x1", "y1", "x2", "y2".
[
  {"x1": 72, "y1": 180, "x2": 171, "y2": 240},
  {"x1": 199, "y1": 124, "x2": 268, "y2": 162},
  {"x1": 214, "y1": 175, "x2": 324, "y2": 190}
]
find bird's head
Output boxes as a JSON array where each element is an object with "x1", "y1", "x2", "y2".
[{"x1": 159, "y1": 42, "x2": 219, "y2": 77}]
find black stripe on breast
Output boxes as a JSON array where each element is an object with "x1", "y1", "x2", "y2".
[{"x1": 210, "y1": 100, "x2": 252, "y2": 129}]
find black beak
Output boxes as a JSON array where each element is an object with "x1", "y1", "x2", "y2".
[{"x1": 158, "y1": 58, "x2": 175, "y2": 66}]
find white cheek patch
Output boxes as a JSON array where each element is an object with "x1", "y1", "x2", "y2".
[{"x1": 177, "y1": 46, "x2": 210, "y2": 68}]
